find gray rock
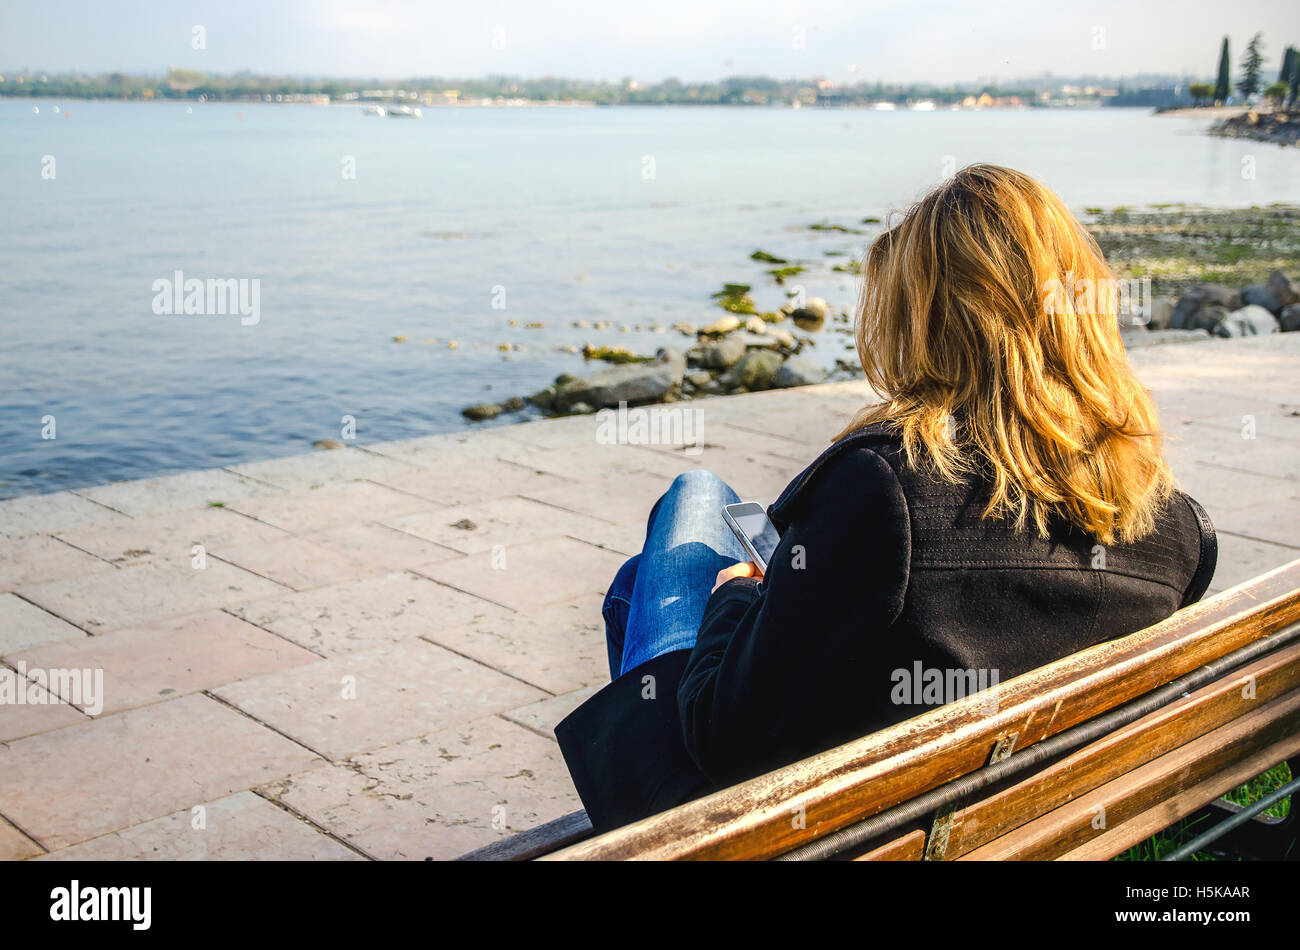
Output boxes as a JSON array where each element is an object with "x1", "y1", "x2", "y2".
[
  {"x1": 1280, "y1": 304, "x2": 1300, "y2": 332},
  {"x1": 567, "y1": 401, "x2": 595, "y2": 415},
  {"x1": 1186, "y1": 304, "x2": 1231, "y2": 334},
  {"x1": 730, "y1": 349, "x2": 784, "y2": 391},
  {"x1": 500, "y1": 396, "x2": 526, "y2": 412},
  {"x1": 1267, "y1": 270, "x2": 1299, "y2": 309},
  {"x1": 462, "y1": 403, "x2": 501, "y2": 421},
  {"x1": 764, "y1": 327, "x2": 797, "y2": 348},
  {"x1": 685, "y1": 370, "x2": 712, "y2": 388},
  {"x1": 1139, "y1": 295, "x2": 1176, "y2": 331},
  {"x1": 700, "y1": 336, "x2": 746, "y2": 368},
  {"x1": 773, "y1": 356, "x2": 826, "y2": 388},
  {"x1": 553, "y1": 347, "x2": 685, "y2": 411},
  {"x1": 1171, "y1": 284, "x2": 1242, "y2": 330},
  {"x1": 790, "y1": 307, "x2": 826, "y2": 330},
  {"x1": 1214, "y1": 304, "x2": 1280, "y2": 338},
  {"x1": 527, "y1": 387, "x2": 557, "y2": 412},
  {"x1": 803, "y1": 297, "x2": 829, "y2": 319},
  {"x1": 1242, "y1": 283, "x2": 1286, "y2": 316},
  {"x1": 701, "y1": 315, "x2": 742, "y2": 335}
]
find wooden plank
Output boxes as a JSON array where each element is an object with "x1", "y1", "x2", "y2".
[
  {"x1": 851, "y1": 829, "x2": 925, "y2": 861},
  {"x1": 1058, "y1": 748, "x2": 1299, "y2": 861},
  {"x1": 958, "y1": 687, "x2": 1300, "y2": 860},
  {"x1": 941, "y1": 640, "x2": 1300, "y2": 858},
  {"x1": 853, "y1": 639, "x2": 1300, "y2": 861},
  {"x1": 544, "y1": 559, "x2": 1300, "y2": 861},
  {"x1": 454, "y1": 810, "x2": 592, "y2": 861}
]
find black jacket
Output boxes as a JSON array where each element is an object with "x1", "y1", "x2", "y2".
[{"x1": 554, "y1": 423, "x2": 1217, "y2": 833}]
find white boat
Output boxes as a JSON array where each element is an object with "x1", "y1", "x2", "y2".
[
  {"x1": 361, "y1": 105, "x2": 386, "y2": 117},
  {"x1": 911, "y1": 100, "x2": 936, "y2": 111},
  {"x1": 387, "y1": 105, "x2": 423, "y2": 119},
  {"x1": 872, "y1": 102, "x2": 896, "y2": 111}
]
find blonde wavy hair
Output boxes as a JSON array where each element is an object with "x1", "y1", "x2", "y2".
[{"x1": 836, "y1": 164, "x2": 1172, "y2": 545}]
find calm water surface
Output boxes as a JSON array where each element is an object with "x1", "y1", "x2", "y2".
[{"x1": 1, "y1": 101, "x2": 1296, "y2": 498}]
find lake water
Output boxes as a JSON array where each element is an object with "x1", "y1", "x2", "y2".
[{"x1": 2, "y1": 101, "x2": 1297, "y2": 499}]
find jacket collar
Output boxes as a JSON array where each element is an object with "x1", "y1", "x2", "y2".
[{"x1": 767, "y1": 422, "x2": 899, "y2": 529}]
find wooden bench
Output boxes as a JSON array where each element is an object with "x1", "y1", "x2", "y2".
[{"x1": 458, "y1": 558, "x2": 1300, "y2": 861}]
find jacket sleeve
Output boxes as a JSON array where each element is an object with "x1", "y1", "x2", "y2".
[
  {"x1": 676, "y1": 446, "x2": 911, "y2": 787},
  {"x1": 1177, "y1": 491, "x2": 1217, "y2": 608}
]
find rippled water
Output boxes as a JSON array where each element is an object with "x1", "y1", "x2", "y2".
[{"x1": 1, "y1": 100, "x2": 1295, "y2": 499}]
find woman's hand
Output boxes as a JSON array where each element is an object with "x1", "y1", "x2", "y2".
[{"x1": 712, "y1": 561, "x2": 763, "y2": 594}]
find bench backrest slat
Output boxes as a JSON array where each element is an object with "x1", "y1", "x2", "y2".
[
  {"x1": 856, "y1": 638, "x2": 1300, "y2": 860},
  {"x1": 960, "y1": 687, "x2": 1300, "y2": 860},
  {"x1": 542, "y1": 558, "x2": 1300, "y2": 861}
]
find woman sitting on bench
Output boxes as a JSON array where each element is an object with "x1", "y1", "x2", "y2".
[{"x1": 555, "y1": 163, "x2": 1218, "y2": 834}]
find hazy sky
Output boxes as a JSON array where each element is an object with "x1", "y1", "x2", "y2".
[{"x1": 3, "y1": 0, "x2": 1297, "y2": 83}]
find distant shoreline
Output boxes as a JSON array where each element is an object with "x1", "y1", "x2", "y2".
[
  {"x1": 1154, "y1": 105, "x2": 1250, "y2": 118},
  {"x1": 2, "y1": 95, "x2": 1148, "y2": 113}
]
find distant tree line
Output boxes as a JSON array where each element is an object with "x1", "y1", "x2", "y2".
[
  {"x1": 0, "y1": 68, "x2": 1192, "y2": 108},
  {"x1": 1189, "y1": 32, "x2": 1297, "y2": 107}
]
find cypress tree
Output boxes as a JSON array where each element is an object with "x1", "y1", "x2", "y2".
[
  {"x1": 1214, "y1": 36, "x2": 1231, "y2": 103},
  {"x1": 1237, "y1": 33, "x2": 1265, "y2": 101}
]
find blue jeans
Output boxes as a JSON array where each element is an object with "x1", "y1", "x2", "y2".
[{"x1": 603, "y1": 470, "x2": 750, "y2": 679}]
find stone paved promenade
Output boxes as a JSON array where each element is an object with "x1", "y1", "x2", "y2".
[{"x1": 1, "y1": 333, "x2": 1298, "y2": 860}]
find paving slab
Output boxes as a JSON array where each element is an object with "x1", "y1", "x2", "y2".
[
  {"x1": 383, "y1": 496, "x2": 615, "y2": 555},
  {"x1": 212, "y1": 534, "x2": 381, "y2": 591},
  {"x1": 261, "y1": 714, "x2": 579, "y2": 860},
  {"x1": 416, "y1": 537, "x2": 625, "y2": 612},
  {"x1": 75, "y1": 468, "x2": 286, "y2": 517},
  {"x1": 0, "y1": 666, "x2": 89, "y2": 742},
  {"x1": 423, "y1": 595, "x2": 608, "y2": 694},
  {"x1": 226, "y1": 448, "x2": 422, "y2": 492},
  {"x1": 502, "y1": 685, "x2": 603, "y2": 741},
  {"x1": 55, "y1": 506, "x2": 291, "y2": 568},
  {"x1": 297, "y1": 522, "x2": 463, "y2": 570},
  {"x1": 0, "y1": 491, "x2": 130, "y2": 542},
  {"x1": 364, "y1": 429, "x2": 536, "y2": 465},
  {"x1": 0, "y1": 594, "x2": 88, "y2": 654},
  {"x1": 225, "y1": 480, "x2": 440, "y2": 534},
  {"x1": 10, "y1": 610, "x2": 320, "y2": 717},
  {"x1": 563, "y1": 518, "x2": 647, "y2": 558},
  {"x1": 1211, "y1": 533, "x2": 1300, "y2": 596},
  {"x1": 0, "y1": 535, "x2": 115, "y2": 594},
  {"x1": 365, "y1": 457, "x2": 576, "y2": 508},
  {"x1": 17, "y1": 557, "x2": 289, "y2": 633},
  {"x1": 226, "y1": 570, "x2": 514, "y2": 656},
  {"x1": 522, "y1": 468, "x2": 679, "y2": 526},
  {"x1": 212, "y1": 636, "x2": 546, "y2": 760},
  {"x1": 486, "y1": 436, "x2": 691, "y2": 481},
  {"x1": 0, "y1": 817, "x2": 42, "y2": 860},
  {"x1": 0, "y1": 693, "x2": 322, "y2": 850},
  {"x1": 33, "y1": 791, "x2": 361, "y2": 861}
]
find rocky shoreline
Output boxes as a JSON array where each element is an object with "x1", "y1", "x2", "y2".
[
  {"x1": 1209, "y1": 109, "x2": 1300, "y2": 147},
  {"x1": 460, "y1": 204, "x2": 1300, "y2": 423},
  {"x1": 462, "y1": 295, "x2": 839, "y2": 420}
]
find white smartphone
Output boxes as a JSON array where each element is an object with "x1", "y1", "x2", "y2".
[{"x1": 722, "y1": 502, "x2": 781, "y2": 574}]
